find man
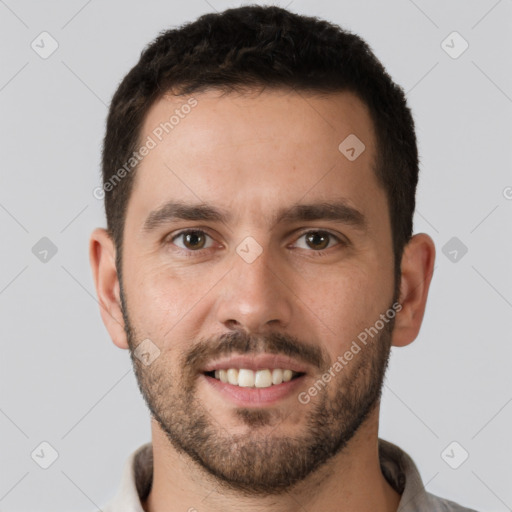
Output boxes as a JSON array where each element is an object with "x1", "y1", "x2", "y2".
[{"x1": 89, "y1": 5, "x2": 478, "y2": 511}]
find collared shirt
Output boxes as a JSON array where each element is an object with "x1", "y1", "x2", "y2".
[{"x1": 101, "y1": 438, "x2": 479, "y2": 511}]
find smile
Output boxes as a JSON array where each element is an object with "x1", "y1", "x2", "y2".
[
  {"x1": 201, "y1": 353, "x2": 310, "y2": 405},
  {"x1": 204, "y1": 368, "x2": 304, "y2": 388}
]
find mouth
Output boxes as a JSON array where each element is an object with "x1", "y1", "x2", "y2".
[
  {"x1": 204, "y1": 368, "x2": 305, "y2": 388},
  {"x1": 200, "y1": 354, "x2": 310, "y2": 406}
]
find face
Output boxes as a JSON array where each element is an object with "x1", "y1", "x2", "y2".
[{"x1": 119, "y1": 88, "x2": 398, "y2": 494}]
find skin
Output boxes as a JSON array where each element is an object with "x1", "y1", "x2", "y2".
[{"x1": 89, "y1": 87, "x2": 435, "y2": 512}]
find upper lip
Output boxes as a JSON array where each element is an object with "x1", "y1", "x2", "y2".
[{"x1": 202, "y1": 354, "x2": 311, "y2": 374}]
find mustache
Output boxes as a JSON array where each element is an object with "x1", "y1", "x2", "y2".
[{"x1": 183, "y1": 329, "x2": 329, "y2": 372}]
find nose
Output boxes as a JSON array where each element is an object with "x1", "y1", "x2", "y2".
[{"x1": 214, "y1": 243, "x2": 294, "y2": 334}]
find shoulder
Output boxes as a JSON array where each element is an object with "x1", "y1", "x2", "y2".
[{"x1": 424, "y1": 490, "x2": 480, "y2": 512}]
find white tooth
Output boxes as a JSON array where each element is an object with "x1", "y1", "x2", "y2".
[
  {"x1": 219, "y1": 369, "x2": 228, "y2": 383},
  {"x1": 238, "y1": 369, "x2": 255, "y2": 387},
  {"x1": 282, "y1": 369, "x2": 293, "y2": 382},
  {"x1": 227, "y1": 368, "x2": 239, "y2": 385},
  {"x1": 255, "y1": 369, "x2": 272, "y2": 388},
  {"x1": 214, "y1": 370, "x2": 220, "y2": 380},
  {"x1": 272, "y1": 369, "x2": 284, "y2": 385}
]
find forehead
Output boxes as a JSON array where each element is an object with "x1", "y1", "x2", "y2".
[
  {"x1": 127, "y1": 87, "x2": 386, "y2": 235},
  {"x1": 140, "y1": 87, "x2": 376, "y2": 163}
]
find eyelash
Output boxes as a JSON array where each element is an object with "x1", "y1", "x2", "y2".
[{"x1": 166, "y1": 229, "x2": 347, "y2": 257}]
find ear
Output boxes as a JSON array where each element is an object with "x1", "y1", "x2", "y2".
[
  {"x1": 89, "y1": 227, "x2": 129, "y2": 349},
  {"x1": 391, "y1": 233, "x2": 436, "y2": 348}
]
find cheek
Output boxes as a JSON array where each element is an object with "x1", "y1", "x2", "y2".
[
  {"x1": 124, "y1": 258, "x2": 220, "y2": 345},
  {"x1": 122, "y1": 262, "x2": 182, "y2": 339},
  {"x1": 297, "y1": 260, "x2": 372, "y2": 309},
  {"x1": 296, "y1": 263, "x2": 390, "y2": 354}
]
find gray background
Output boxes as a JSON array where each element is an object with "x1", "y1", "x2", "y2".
[{"x1": 0, "y1": 0, "x2": 511, "y2": 510}]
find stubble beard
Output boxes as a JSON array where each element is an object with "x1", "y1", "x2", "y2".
[{"x1": 120, "y1": 284, "x2": 395, "y2": 495}]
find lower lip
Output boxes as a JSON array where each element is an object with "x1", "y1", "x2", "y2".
[{"x1": 202, "y1": 374, "x2": 306, "y2": 407}]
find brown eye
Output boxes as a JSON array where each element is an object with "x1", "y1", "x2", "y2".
[
  {"x1": 172, "y1": 230, "x2": 213, "y2": 251},
  {"x1": 305, "y1": 231, "x2": 330, "y2": 250},
  {"x1": 293, "y1": 230, "x2": 342, "y2": 251}
]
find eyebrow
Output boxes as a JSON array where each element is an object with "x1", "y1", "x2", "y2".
[{"x1": 141, "y1": 199, "x2": 367, "y2": 234}]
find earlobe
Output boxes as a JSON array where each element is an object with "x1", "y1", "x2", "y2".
[
  {"x1": 391, "y1": 233, "x2": 436, "y2": 348},
  {"x1": 89, "y1": 228, "x2": 129, "y2": 350}
]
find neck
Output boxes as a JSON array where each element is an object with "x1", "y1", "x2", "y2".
[{"x1": 141, "y1": 410, "x2": 401, "y2": 512}]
